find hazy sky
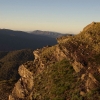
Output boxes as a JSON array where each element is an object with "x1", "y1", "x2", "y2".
[{"x1": 0, "y1": 0, "x2": 100, "y2": 34}]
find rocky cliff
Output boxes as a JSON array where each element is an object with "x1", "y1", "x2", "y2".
[{"x1": 9, "y1": 22, "x2": 100, "y2": 100}]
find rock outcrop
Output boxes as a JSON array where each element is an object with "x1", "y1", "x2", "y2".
[
  {"x1": 9, "y1": 22, "x2": 100, "y2": 100},
  {"x1": 9, "y1": 45, "x2": 67, "y2": 100},
  {"x1": 9, "y1": 65, "x2": 34, "y2": 100}
]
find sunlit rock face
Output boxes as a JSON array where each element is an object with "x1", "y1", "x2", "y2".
[
  {"x1": 9, "y1": 65, "x2": 34, "y2": 100},
  {"x1": 9, "y1": 22, "x2": 100, "y2": 99}
]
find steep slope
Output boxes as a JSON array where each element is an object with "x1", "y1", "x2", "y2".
[
  {"x1": 9, "y1": 22, "x2": 100, "y2": 100},
  {"x1": 0, "y1": 49, "x2": 34, "y2": 100},
  {"x1": 0, "y1": 49, "x2": 34, "y2": 81},
  {"x1": 0, "y1": 29, "x2": 57, "y2": 51}
]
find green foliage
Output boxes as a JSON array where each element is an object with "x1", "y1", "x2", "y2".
[
  {"x1": 33, "y1": 59, "x2": 82, "y2": 100},
  {"x1": 40, "y1": 46, "x2": 56, "y2": 63},
  {"x1": 0, "y1": 49, "x2": 34, "y2": 80}
]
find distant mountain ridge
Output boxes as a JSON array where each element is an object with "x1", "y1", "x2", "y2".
[
  {"x1": 0, "y1": 29, "x2": 58, "y2": 51},
  {"x1": 30, "y1": 30, "x2": 72, "y2": 38}
]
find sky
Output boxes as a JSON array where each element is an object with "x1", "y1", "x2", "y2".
[{"x1": 0, "y1": 0, "x2": 100, "y2": 34}]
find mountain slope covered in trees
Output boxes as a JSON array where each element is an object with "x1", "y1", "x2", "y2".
[{"x1": 0, "y1": 49, "x2": 34, "y2": 99}]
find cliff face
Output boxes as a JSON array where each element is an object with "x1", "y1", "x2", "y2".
[
  {"x1": 9, "y1": 65, "x2": 34, "y2": 100},
  {"x1": 9, "y1": 45, "x2": 67, "y2": 100},
  {"x1": 9, "y1": 22, "x2": 100, "y2": 100}
]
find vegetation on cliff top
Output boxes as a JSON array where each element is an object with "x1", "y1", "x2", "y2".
[
  {"x1": 1, "y1": 22, "x2": 100, "y2": 100},
  {"x1": 31, "y1": 22, "x2": 100, "y2": 100},
  {"x1": 33, "y1": 59, "x2": 83, "y2": 100}
]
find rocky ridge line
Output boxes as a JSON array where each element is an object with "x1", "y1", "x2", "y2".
[{"x1": 9, "y1": 22, "x2": 100, "y2": 99}]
